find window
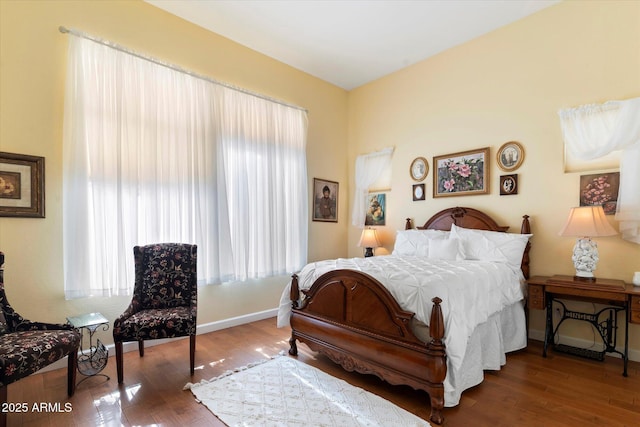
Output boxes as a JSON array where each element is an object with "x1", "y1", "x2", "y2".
[{"x1": 62, "y1": 35, "x2": 308, "y2": 298}]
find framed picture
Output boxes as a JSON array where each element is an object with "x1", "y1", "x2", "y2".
[
  {"x1": 0, "y1": 152, "x2": 45, "y2": 218},
  {"x1": 433, "y1": 147, "x2": 489, "y2": 198},
  {"x1": 409, "y1": 157, "x2": 428, "y2": 182},
  {"x1": 497, "y1": 141, "x2": 524, "y2": 172},
  {"x1": 365, "y1": 192, "x2": 386, "y2": 226},
  {"x1": 500, "y1": 174, "x2": 518, "y2": 195},
  {"x1": 579, "y1": 172, "x2": 620, "y2": 215},
  {"x1": 312, "y1": 178, "x2": 338, "y2": 222},
  {"x1": 412, "y1": 184, "x2": 425, "y2": 201}
]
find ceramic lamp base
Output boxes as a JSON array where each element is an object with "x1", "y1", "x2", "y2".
[{"x1": 572, "y1": 237, "x2": 599, "y2": 279}]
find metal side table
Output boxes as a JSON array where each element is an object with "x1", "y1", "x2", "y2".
[{"x1": 67, "y1": 312, "x2": 110, "y2": 384}]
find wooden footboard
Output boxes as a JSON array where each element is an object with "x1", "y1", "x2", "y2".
[
  {"x1": 288, "y1": 208, "x2": 532, "y2": 425},
  {"x1": 288, "y1": 269, "x2": 446, "y2": 425}
]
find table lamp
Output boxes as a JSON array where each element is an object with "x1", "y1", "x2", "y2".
[
  {"x1": 358, "y1": 227, "x2": 381, "y2": 257},
  {"x1": 558, "y1": 205, "x2": 617, "y2": 281}
]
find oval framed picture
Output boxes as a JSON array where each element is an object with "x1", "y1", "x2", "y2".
[
  {"x1": 413, "y1": 183, "x2": 425, "y2": 201},
  {"x1": 497, "y1": 141, "x2": 525, "y2": 172},
  {"x1": 410, "y1": 157, "x2": 429, "y2": 182},
  {"x1": 500, "y1": 174, "x2": 518, "y2": 195}
]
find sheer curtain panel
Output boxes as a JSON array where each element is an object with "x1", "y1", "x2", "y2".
[
  {"x1": 351, "y1": 147, "x2": 394, "y2": 227},
  {"x1": 559, "y1": 97, "x2": 640, "y2": 244},
  {"x1": 63, "y1": 35, "x2": 308, "y2": 298}
]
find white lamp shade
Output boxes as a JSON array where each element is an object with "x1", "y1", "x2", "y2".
[
  {"x1": 559, "y1": 206, "x2": 617, "y2": 237},
  {"x1": 358, "y1": 228, "x2": 381, "y2": 248}
]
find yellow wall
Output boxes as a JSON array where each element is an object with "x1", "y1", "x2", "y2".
[
  {"x1": 1, "y1": 0, "x2": 639, "y2": 359},
  {"x1": 347, "y1": 0, "x2": 640, "y2": 355},
  {"x1": 0, "y1": 0, "x2": 349, "y2": 345}
]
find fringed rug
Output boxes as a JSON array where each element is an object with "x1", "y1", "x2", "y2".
[{"x1": 184, "y1": 355, "x2": 431, "y2": 426}]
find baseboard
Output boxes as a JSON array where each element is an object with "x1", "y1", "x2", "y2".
[
  {"x1": 528, "y1": 327, "x2": 640, "y2": 363},
  {"x1": 37, "y1": 308, "x2": 279, "y2": 374}
]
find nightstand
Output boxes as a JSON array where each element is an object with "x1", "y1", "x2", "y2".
[
  {"x1": 631, "y1": 292, "x2": 640, "y2": 324},
  {"x1": 527, "y1": 275, "x2": 640, "y2": 376},
  {"x1": 526, "y1": 275, "x2": 548, "y2": 310}
]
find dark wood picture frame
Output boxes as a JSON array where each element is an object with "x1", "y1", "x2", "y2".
[
  {"x1": 312, "y1": 178, "x2": 338, "y2": 222},
  {"x1": 433, "y1": 147, "x2": 489, "y2": 198},
  {"x1": 0, "y1": 152, "x2": 45, "y2": 218},
  {"x1": 500, "y1": 174, "x2": 518, "y2": 195},
  {"x1": 412, "y1": 184, "x2": 425, "y2": 201}
]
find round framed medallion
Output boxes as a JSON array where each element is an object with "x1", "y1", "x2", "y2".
[
  {"x1": 410, "y1": 157, "x2": 429, "y2": 182},
  {"x1": 497, "y1": 141, "x2": 525, "y2": 172}
]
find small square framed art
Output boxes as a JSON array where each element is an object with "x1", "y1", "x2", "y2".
[{"x1": 0, "y1": 152, "x2": 45, "y2": 218}]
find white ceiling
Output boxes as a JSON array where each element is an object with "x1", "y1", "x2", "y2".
[{"x1": 146, "y1": 0, "x2": 559, "y2": 90}]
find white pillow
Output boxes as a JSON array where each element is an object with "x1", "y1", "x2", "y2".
[
  {"x1": 392, "y1": 229, "x2": 450, "y2": 257},
  {"x1": 450, "y1": 224, "x2": 532, "y2": 267},
  {"x1": 428, "y1": 238, "x2": 462, "y2": 261}
]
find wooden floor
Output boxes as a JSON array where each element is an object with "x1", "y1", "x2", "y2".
[{"x1": 5, "y1": 317, "x2": 640, "y2": 426}]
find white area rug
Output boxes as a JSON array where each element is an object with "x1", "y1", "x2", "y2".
[{"x1": 185, "y1": 355, "x2": 431, "y2": 426}]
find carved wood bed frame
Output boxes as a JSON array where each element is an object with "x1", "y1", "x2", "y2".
[{"x1": 288, "y1": 207, "x2": 531, "y2": 425}]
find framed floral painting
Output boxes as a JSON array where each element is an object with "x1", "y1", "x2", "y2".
[
  {"x1": 579, "y1": 172, "x2": 619, "y2": 215},
  {"x1": 433, "y1": 147, "x2": 489, "y2": 198}
]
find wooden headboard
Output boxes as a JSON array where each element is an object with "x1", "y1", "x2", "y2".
[{"x1": 404, "y1": 207, "x2": 531, "y2": 279}]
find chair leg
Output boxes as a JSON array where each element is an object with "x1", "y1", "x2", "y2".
[
  {"x1": 190, "y1": 334, "x2": 196, "y2": 375},
  {"x1": 138, "y1": 340, "x2": 144, "y2": 357},
  {"x1": 67, "y1": 350, "x2": 78, "y2": 396},
  {"x1": 115, "y1": 341, "x2": 124, "y2": 384},
  {"x1": 1, "y1": 385, "x2": 7, "y2": 427}
]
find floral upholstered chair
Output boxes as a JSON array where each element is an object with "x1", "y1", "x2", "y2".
[
  {"x1": 0, "y1": 252, "x2": 81, "y2": 426},
  {"x1": 113, "y1": 243, "x2": 197, "y2": 383}
]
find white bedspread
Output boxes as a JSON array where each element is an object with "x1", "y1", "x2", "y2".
[{"x1": 277, "y1": 255, "x2": 526, "y2": 391}]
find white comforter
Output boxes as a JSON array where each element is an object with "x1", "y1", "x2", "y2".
[{"x1": 277, "y1": 255, "x2": 526, "y2": 376}]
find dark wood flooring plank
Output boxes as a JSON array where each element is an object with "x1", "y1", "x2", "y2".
[{"x1": 4, "y1": 318, "x2": 640, "y2": 426}]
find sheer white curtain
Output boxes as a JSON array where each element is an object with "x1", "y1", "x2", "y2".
[
  {"x1": 63, "y1": 36, "x2": 308, "y2": 298},
  {"x1": 216, "y1": 90, "x2": 309, "y2": 280},
  {"x1": 351, "y1": 147, "x2": 394, "y2": 227},
  {"x1": 559, "y1": 97, "x2": 640, "y2": 244}
]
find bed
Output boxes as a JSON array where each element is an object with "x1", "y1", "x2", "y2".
[{"x1": 277, "y1": 207, "x2": 531, "y2": 425}]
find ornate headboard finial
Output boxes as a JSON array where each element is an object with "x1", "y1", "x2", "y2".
[{"x1": 405, "y1": 218, "x2": 413, "y2": 230}]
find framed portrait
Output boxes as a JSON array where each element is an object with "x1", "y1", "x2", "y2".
[
  {"x1": 412, "y1": 184, "x2": 425, "y2": 201},
  {"x1": 365, "y1": 192, "x2": 386, "y2": 226},
  {"x1": 579, "y1": 172, "x2": 620, "y2": 215},
  {"x1": 433, "y1": 147, "x2": 489, "y2": 198},
  {"x1": 500, "y1": 174, "x2": 518, "y2": 195},
  {"x1": 312, "y1": 178, "x2": 338, "y2": 222},
  {"x1": 497, "y1": 141, "x2": 524, "y2": 172},
  {"x1": 409, "y1": 157, "x2": 428, "y2": 182},
  {"x1": 0, "y1": 152, "x2": 45, "y2": 218}
]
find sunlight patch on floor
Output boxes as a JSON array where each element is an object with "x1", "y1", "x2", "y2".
[{"x1": 206, "y1": 357, "x2": 226, "y2": 368}]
